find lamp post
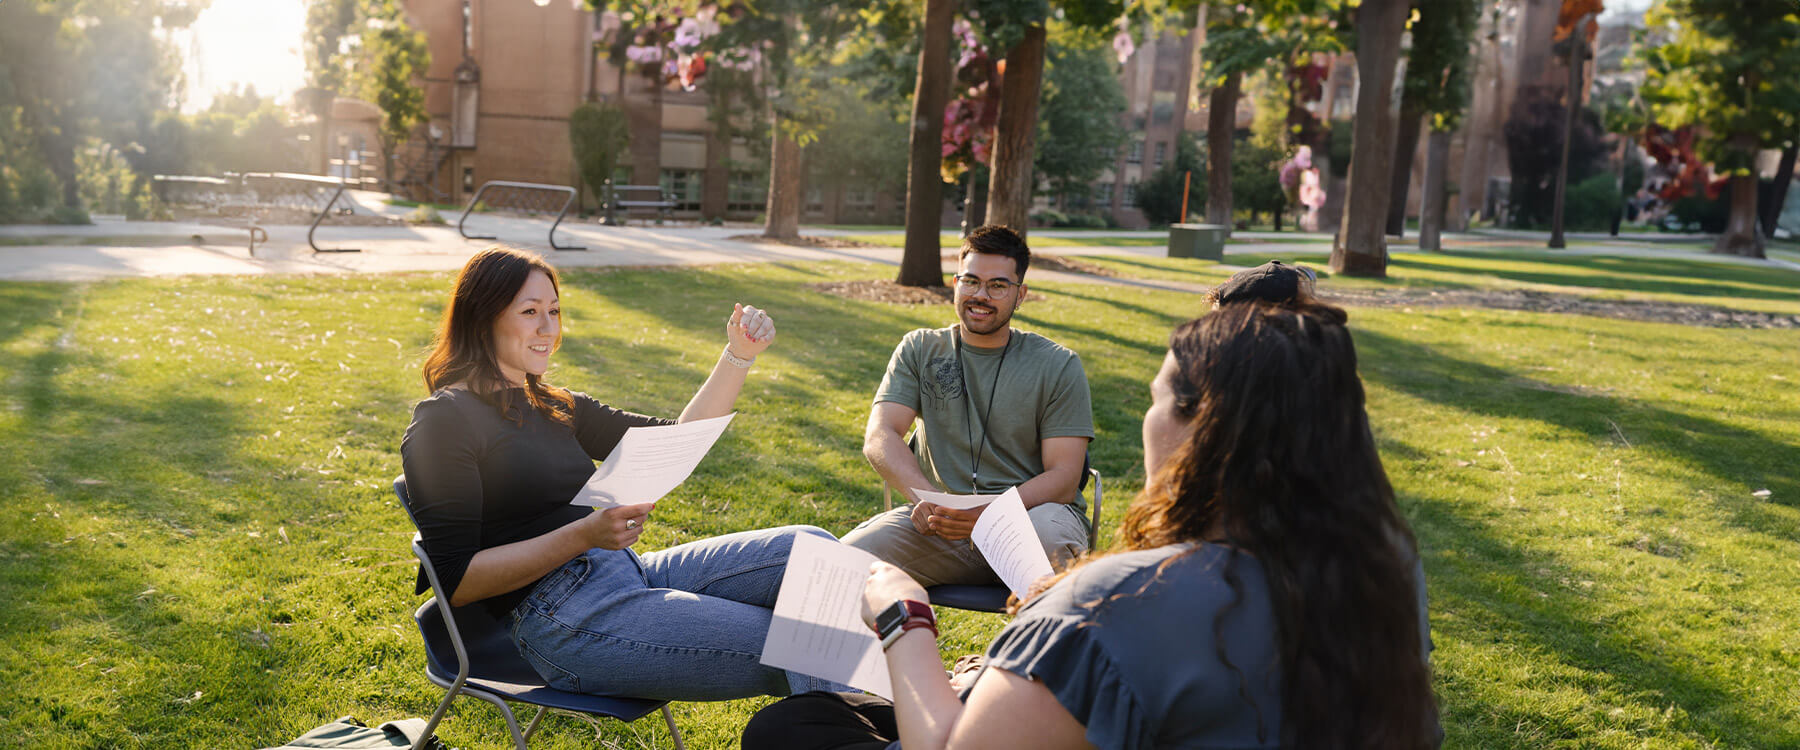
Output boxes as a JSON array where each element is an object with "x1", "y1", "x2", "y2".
[{"x1": 1548, "y1": 12, "x2": 1592, "y2": 250}]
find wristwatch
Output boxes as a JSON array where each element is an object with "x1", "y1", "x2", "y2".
[{"x1": 873, "y1": 599, "x2": 937, "y2": 650}]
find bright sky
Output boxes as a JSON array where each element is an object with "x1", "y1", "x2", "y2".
[
  {"x1": 180, "y1": 0, "x2": 308, "y2": 113},
  {"x1": 1601, "y1": 0, "x2": 1654, "y2": 23}
]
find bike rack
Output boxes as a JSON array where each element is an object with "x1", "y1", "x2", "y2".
[
  {"x1": 236, "y1": 172, "x2": 363, "y2": 254},
  {"x1": 458, "y1": 181, "x2": 585, "y2": 251}
]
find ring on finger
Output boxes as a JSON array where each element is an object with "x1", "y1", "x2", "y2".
[{"x1": 626, "y1": 519, "x2": 640, "y2": 530}]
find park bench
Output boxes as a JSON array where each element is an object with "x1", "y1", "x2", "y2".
[
  {"x1": 151, "y1": 175, "x2": 269, "y2": 253},
  {"x1": 606, "y1": 183, "x2": 677, "y2": 226},
  {"x1": 152, "y1": 172, "x2": 364, "y2": 254}
]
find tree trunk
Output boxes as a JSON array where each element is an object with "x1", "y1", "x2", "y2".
[
  {"x1": 986, "y1": 24, "x2": 1047, "y2": 237},
  {"x1": 1760, "y1": 138, "x2": 1796, "y2": 238},
  {"x1": 628, "y1": 75, "x2": 663, "y2": 188},
  {"x1": 1329, "y1": 0, "x2": 1409, "y2": 278},
  {"x1": 1206, "y1": 70, "x2": 1243, "y2": 229},
  {"x1": 1715, "y1": 137, "x2": 1765, "y2": 258},
  {"x1": 1547, "y1": 26, "x2": 1586, "y2": 249},
  {"x1": 1419, "y1": 128, "x2": 1451, "y2": 252},
  {"x1": 963, "y1": 168, "x2": 988, "y2": 234},
  {"x1": 701, "y1": 86, "x2": 732, "y2": 220},
  {"x1": 1385, "y1": 97, "x2": 1425, "y2": 238},
  {"x1": 763, "y1": 109, "x2": 804, "y2": 240},
  {"x1": 898, "y1": 0, "x2": 955, "y2": 287}
]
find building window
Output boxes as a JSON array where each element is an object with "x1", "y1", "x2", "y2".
[
  {"x1": 729, "y1": 171, "x2": 766, "y2": 213},
  {"x1": 845, "y1": 188, "x2": 875, "y2": 210},
  {"x1": 1127, "y1": 139, "x2": 1144, "y2": 165},
  {"x1": 1094, "y1": 182, "x2": 1114, "y2": 206},
  {"x1": 804, "y1": 187, "x2": 825, "y2": 215},
  {"x1": 660, "y1": 169, "x2": 703, "y2": 211},
  {"x1": 1154, "y1": 142, "x2": 1167, "y2": 168},
  {"x1": 1123, "y1": 180, "x2": 1138, "y2": 207}
]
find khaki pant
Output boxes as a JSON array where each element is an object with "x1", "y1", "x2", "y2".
[{"x1": 840, "y1": 503, "x2": 1090, "y2": 587}]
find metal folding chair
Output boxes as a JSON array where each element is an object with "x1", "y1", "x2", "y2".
[
  {"x1": 881, "y1": 445, "x2": 1103, "y2": 614},
  {"x1": 395, "y1": 477, "x2": 685, "y2": 749}
]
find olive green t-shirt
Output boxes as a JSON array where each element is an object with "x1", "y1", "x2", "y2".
[{"x1": 874, "y1": 327, "x2": 1094, "y2": 509}]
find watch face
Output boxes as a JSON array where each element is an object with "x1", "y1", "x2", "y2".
[{"x1": 875, "y1": 601, "x2": 910, "y2": 634}]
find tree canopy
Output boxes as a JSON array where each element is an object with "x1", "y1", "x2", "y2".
[{"x1": 1640, "y1": 0, "x2": 1800, "y2": 175}]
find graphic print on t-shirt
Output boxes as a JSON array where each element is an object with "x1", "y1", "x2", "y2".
[{"x1": 923, "y1": 355, "x2": 965, "y2": 404}]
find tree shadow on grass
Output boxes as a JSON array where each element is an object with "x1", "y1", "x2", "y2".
[
  {"x1": 1355, "y1": 328, "x2": 1799, "y2": 540},
  {"x1": 1390, "y1": 253, "x2": 1800, "y2": 303},
  {"x1": 1031, "y1": 283, "x2": 1204, "y2": 326},
  {"x1": 1414, "y1": 495, "x2": 1800, "y2": 747}
]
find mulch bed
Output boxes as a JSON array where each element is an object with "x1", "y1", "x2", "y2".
[{"x1": 1032, "y1": 254, "x2": 1122, "y2": 277}]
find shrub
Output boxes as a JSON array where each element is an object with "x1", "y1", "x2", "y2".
[
  {"x1": 48, "y1": 204, "x2": 92, "y2": 225},
  {"x1": 1561, "y1": 174, "x2": 1621, "y2": 232},
  {"x1": 1030, "y1": 209, "x2": 1069, "y2": 227},
  {"x1": 406, "y1": 204, "x2": 446, "y2": 225},
  {"x1": 1504, "y1": 84, "x2": 1609, "y2": 228},
  {"x1": 1059, "y1": 213, "x2": 1108, "y2": 228},
  {"x1": 1667, "y1": 193, "x2": 1728, "y2": 233},
  {"x1": 1328, "y1": 120, "x2": 1354, "y2": 178},
  {"x1": 1135, "y1": 134, "x2": 1207, "y2": 226},
  {"x1": 569, "y1": 103, "x2": 630, "y2": 208}
]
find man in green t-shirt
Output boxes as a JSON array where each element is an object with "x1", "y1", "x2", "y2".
[{"x1": 841, "y1": 225, "x2": 1095, "y2": 587}]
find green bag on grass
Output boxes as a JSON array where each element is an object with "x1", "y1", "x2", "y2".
[{"x1": 260, "y1": 716, "x2": 450, "y2": 750}]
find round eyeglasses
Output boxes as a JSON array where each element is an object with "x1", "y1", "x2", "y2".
[{"x1": 953, "y1": 274, "x2": 1020, "y2": 298}]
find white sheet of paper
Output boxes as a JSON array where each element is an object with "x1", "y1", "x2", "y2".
[
  {"x1": 759, "y1": 534, "x2": 893, "y2": 699},
  {"x1": 912, "y1": 487, "x2": 1002, "y2": 511},
  {"x1": 972, "y1": 487, "x2": 1056, "y2": 598},
  {"x1": 570, "y1": 413, "x2": 735, "y2": 509}
]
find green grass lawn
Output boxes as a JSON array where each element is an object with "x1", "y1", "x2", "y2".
[
  {"x1": 1079, "y1": 249, "x2": 1800, "y2": 316},
  {"x1": 2, "y1": 257, "x2": 1798, "y2": 748}
]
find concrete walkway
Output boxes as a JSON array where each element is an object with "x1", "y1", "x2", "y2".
[{"x1": 2, "y1": 215, "x2": 1795, "y2": 282}]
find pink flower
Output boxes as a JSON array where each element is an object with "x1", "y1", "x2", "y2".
[{"x1": 1112, "y1": 31, "x2": 1135, "y2": 65}]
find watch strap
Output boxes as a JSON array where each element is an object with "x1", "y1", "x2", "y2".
[
  {"x1": 876, "y1": 599, "x2": 936, "y2": 650},
  {"x1": 881, "y1": 618, "x2": 938, "y2": 650}
]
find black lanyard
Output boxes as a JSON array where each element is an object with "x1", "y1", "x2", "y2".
[{"x1": 954, "y1": 326, "x2": 1012, "y2": 492}]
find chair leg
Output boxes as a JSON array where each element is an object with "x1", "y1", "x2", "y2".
[
  {"x1": 521, "y1": 706, "x2": 546, "y2": 743},
  {"x1": 413, "y1": 688, "x2": 458, "y2": 750},
  {"x1": 662, "y1": 705, "x2": 686, "y2": 750},
  {"x1": 458, "y1": 689, "x2": 530, "y2": 749}
]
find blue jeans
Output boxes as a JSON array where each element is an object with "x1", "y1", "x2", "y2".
[{"x1": 510, "y1": 525, "x2": 851, "y2": 701}]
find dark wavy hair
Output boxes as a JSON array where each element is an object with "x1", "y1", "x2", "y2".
[
  {"x1": 960, "y1": 224, "x2": 1031, "y2": 280},
  {"x1": 1032, "y1": 301, "x2": 1438, "y2": 748},
  {"x1": 421, "y1": 245, "x2": 575, "y2": 426}
]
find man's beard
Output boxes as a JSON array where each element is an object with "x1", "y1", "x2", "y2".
[{"x1": 959, "y1": 297, "x2": 1011, "y2": 335}]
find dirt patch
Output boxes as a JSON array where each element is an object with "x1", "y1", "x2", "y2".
[
  {"x1": 807, "y1": 280, "x2": 953, "y2": 304},
  {"x1": 728, "y1": 234, "x2": 882, "y2": 249},
  {"x1": 1032, "y1": 254, "x2": 1121, "y2": 277},
  {"x1": 1319, "y1": 287, "x2": 1800, "y2": 329},
  {"x1": 806, "y1": 279, "x2": 1053, "y2": 305}
]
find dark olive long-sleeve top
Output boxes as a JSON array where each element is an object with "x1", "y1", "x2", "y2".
[{"x1": 400, "y1": 387, "x2": 673, "y2": 617}]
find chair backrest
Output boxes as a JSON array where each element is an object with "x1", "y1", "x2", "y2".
[{"x1": 397, "y1": 477, "x2": 542, "y2": 685}]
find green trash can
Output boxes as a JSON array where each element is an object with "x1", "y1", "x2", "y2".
[{"x1": 1168, "y1": 223, "x2": 1228, "y2": 260}]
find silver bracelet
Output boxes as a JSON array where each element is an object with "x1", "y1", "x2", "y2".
[{"x1": 722, "y1": 346, "x2": 755, "y2": 369}]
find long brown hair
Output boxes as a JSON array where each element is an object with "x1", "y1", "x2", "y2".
[
  {"x1": 1039, "y1": 301, "x2": 1438, "y2": 748},
  {"x1": 421, "y1": 245, "x2": 574, "y2": 425}
]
